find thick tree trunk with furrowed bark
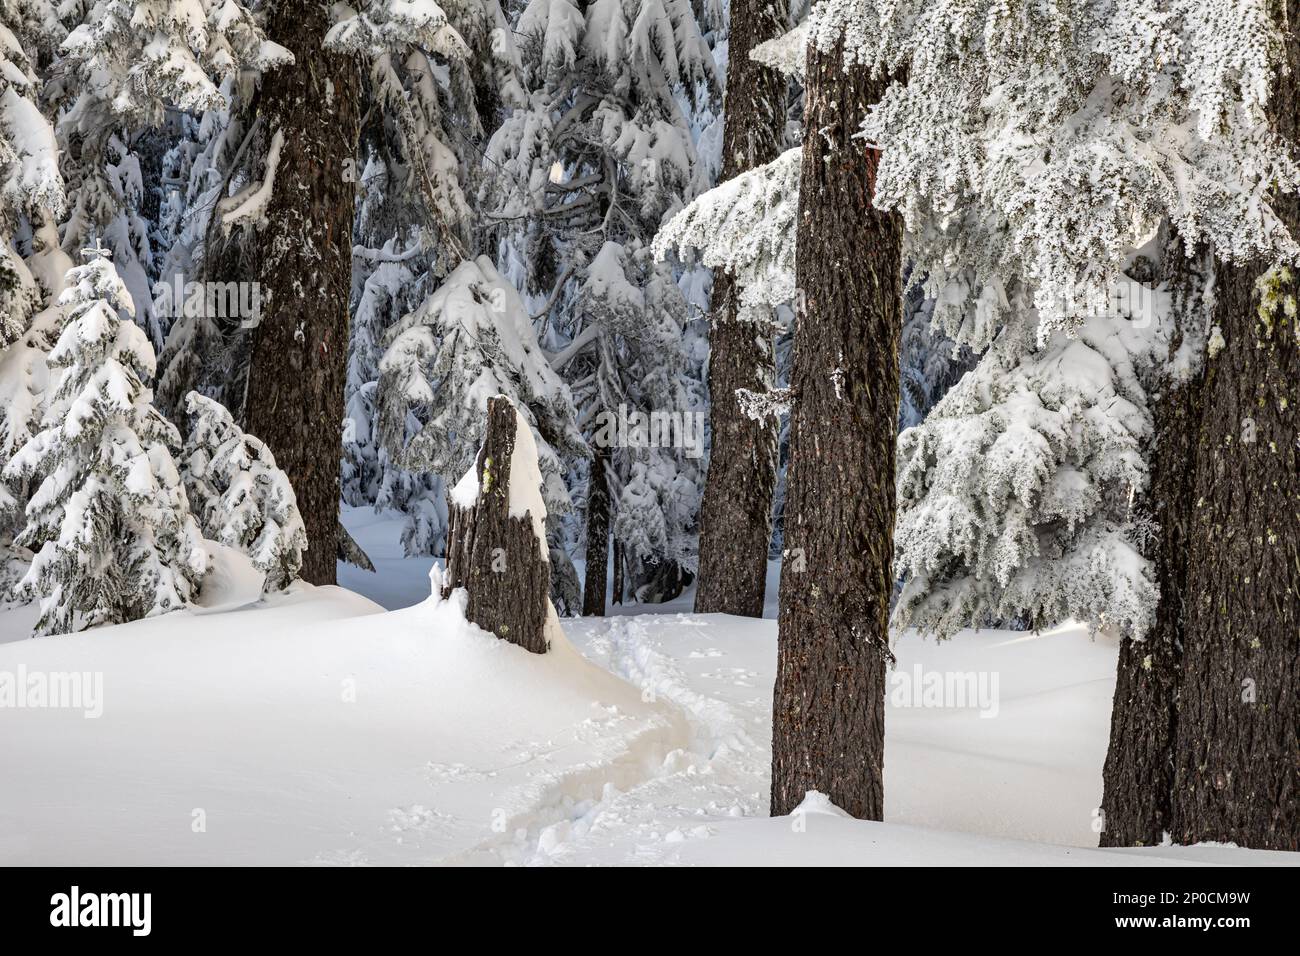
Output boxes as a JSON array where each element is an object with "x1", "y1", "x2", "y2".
[
  {"x1": 1170, "y1": 18, "x2": 1300, "y2": 842},
  {"x1": 769, "y1": 40, "x2": 903, "y2": 819},
  {"x1": 1103, "y1": 5, "x2": 1299, "y2": 850},
  {"x1": 693, "y1": 0, "x2": 788, "y2": 618},
  {"x1": 241, "y1": 2, "x2": 361, "y2": 585},
  {"x1": 443, "y1": 397, "x2": 552, "y2": 654},
  {"x1": 1169, "y1": 256, "x2": 1299, "y2": 848},
  {"x1": 1101, "y1": 233, "x2": 1209, "y2": 847}
]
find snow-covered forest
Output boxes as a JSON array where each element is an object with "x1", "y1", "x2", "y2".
[{"x1": 0, "y1": 0, "x2": 1296, "y2": 872}]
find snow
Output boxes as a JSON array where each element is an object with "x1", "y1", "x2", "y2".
[
  {"x1": 190, "y1": 541, "x2": 265, "y2": 613},
  {"x1": 504, "y1": 404, "x2": 549, "y2": 551},
  {"x1": 218, "y1": 128, "x2": 283, "y2": 231},
  {"x1": 0, "y1": 520, "x2": 1292, "y2": 866}
]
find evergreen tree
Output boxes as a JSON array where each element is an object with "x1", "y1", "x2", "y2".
[
  {"x1": 684, "y1": 0, "x2": 788, "y2": 618},
  {"x1": 52, "y1": 0, "x2": 290, "y2": 349},
  {"x1": 182, "y1": 390, "x2": 305, "y2": 590},
  {"x1": 481, "y1": 0, "x2": 718, "y2": 605},
  {"x1": 768, "y1": 6, "x2": 903, "y2": 819},
  {"x1": 828, "y1": 0, "x2": 1298, "y2": 847},
  {"x1": 234, "y1": 0, "x2": 360, "y2": 585},
  {"x1": 0, "y1": 0, "x2": 71, "y2": 592},
  {"x1": 378, "y1": 254, "x2": 585, "y2": 527},
  {"x1": 3, "y1": 246, "x2": 207, "y2": 634}
]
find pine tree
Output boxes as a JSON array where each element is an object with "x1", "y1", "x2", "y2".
[
  {"x1": 182, "y1": 391, "x2": 306, "y2": 591},
  {"x1": 378, "y1": 254, "x2": 584, "y2": 526},
  {"x1": 53, "y1": 0, "x2": 291, "y2": 349},
  {"x1": 480, "y1": 0, "x2": 718, "y2": 607},
  {"x1": 768, "y1": 12, "x2": 903, "y2": 819},
  {"x1": 821, "y1": 0, "x2": 1298, "y2": 846},
  {"x1": 687, "y1": 0, "x2": 788, "y2": 617},
  {"x1": 0, "y1": 0, "x2": 63, "y2": 346},
  {"x1": 3, "y1": 246, "x2": 207, "y2": 634},
  {"x1": 334, "y1": 1, "x2": 525, "y2": 562},
  {"x1": 235, "y1": 0, "x2": 360, "y2": 585},
  {"x1": 153, "y1": 87, "x2": 248, "y2": 419},
  {"x1": 1168, "y1": 2, "x2": 1299, "y2": 848},
  {"x1": 0, "y1": 0, "x2": 69, "y2": 591}
]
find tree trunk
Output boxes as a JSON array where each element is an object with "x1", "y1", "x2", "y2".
[
  {"x1": 1170, "y1": 265, "x2": 1299, "y2": 848},
  {"x1": 241, "y1": 2, "x2": 361, "y2": 585},
  {"x1": 693, "y1": 0, "x2": 788, "y2": 617},
  {"x1": 769, "y1": 40, "x2": 902, "y2": 819},
  {"x1": 582, "y1": 443, "x2": 611, "y2": 616},
  {"x1": 612, "y1": 537, "x2": 625, "y2": 606},
  {"x1": 1170, "y1": 17, "x2": 1300, "y2": 843},
  {"x1": 443, "y1": 397, "x2": 552, "y2": 654},
  {"x1": 1100, "y1": 233, "x2": 1209, "y2": 847}
]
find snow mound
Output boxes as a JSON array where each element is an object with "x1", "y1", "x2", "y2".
[
  {"x1": 0, "y1": 585, "x2": 684, "y2": 865},
  {"x1": 190, "y1": 540, "x2": 266, "y2": 614}
]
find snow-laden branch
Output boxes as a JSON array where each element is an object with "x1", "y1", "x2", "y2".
[
  {"x1": 653, "y1": 147, "x2": 801, "y2": 319},
  {"x1": 218, "y1": 129, "x2": 284, "y2": 233}
]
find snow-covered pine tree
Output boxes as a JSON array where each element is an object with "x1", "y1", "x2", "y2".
[
  {"x1": 893, "y1": 275, "x2": 1163, "y2": 639},
  {"x1": 378, "y1": 254, "x2": 585, "y2": 533},
  {"x1": 51, "y1": 0, "x2": 291, "y2": 350},
  {"x1": 335, "y1": 0, "x2": 528, "y2": 561},
  {"x1": 182, "y1": 390, "x2": 305, "y2": 590},
  {"x1": 3, "y1": 245, "x2": 207, "y2": 634},
  {"x1": 764, "y1": 5, "x2": 903, "y2": 820},
  {"x1": 344, "y1": 236, "x2": 421, "y2": 510},
  {"x1": 230, "y1": 0, "x2": 360, "y2": 585},
  {"x1": 0, "y1": 0, "x2": 72, "y2": 592},
  {"x1": 579, "y1": 239, "x2": 705, "y2": 602},
  {"x1": 826, "y1": 0, "x2": 1298, "y2": 634},
  {"x1": 0, "y1": 0, "x2": 63, "y2": 346},
  {"x1": 481, "y1": 0, "x2": 719, "y2": 607},
  {"x1": 344, "y1": 218, "x2": 446, "y2": 557},
  {"x1": 327, "y1": 0, "x2": 524, "y2": 262},
  {"x1": 153, "y1": 93, "x2": 238, "y2": 419},
  {"x1": 826, "y1": 0, "x2": 1298, "y2": 847}
]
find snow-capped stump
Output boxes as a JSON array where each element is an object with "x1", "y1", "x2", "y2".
[{"x1": 442, "y1": 396, "x2": 553, "y2": 654}]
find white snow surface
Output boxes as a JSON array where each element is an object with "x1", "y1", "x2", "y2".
[{"x1": 0, "y1": 521, "x2": 1293, "y2": 867}]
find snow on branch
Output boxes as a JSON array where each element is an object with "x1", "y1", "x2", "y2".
[
  {"x1": 218, "y1": 128, "x2": 284, "y2": 232},
  {"x1": 653, "y1": 147, "x2": 801, "y2": 318}
]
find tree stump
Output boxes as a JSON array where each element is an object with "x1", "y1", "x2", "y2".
[{"x1": 442, "y1": 396, "x2": 552, "y2": 654}]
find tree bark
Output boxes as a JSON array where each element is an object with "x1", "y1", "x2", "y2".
[
  {"x1": 582, "y1": 443, "x2": 611, "y2": 616},
  {"x1": 443, "y1": 397, "x2": 552, "y2": 654},
  {"x1": 1171, "y1": 263, "x2": 1299, "y2": 848},
  {"x1": 1101, "y1": 233, "x2": 1209, "y2": 847},
  {"x1": 1104, "y1": 6, "x2": 1299, "y2": 850},
  {"x1": 693, "y1": 0, "x2": 787, "y2": 617},
  {"x1": 241, "y1": 2, "x2": 361, "y2": 585},
  {"x1": 1170, "y1": 18, "x2": 1300, "y2": 842},
  {"x1": 611, "y1": 537, "x2": 625, "y2": 605},
  {"x1": 769, "y1": 40, "x2": 902, "y2": 819}
]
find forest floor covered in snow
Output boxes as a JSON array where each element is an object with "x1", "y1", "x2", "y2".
[{"x1": 0, "y1": 509, "x2": 1294, "y2": 867}]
